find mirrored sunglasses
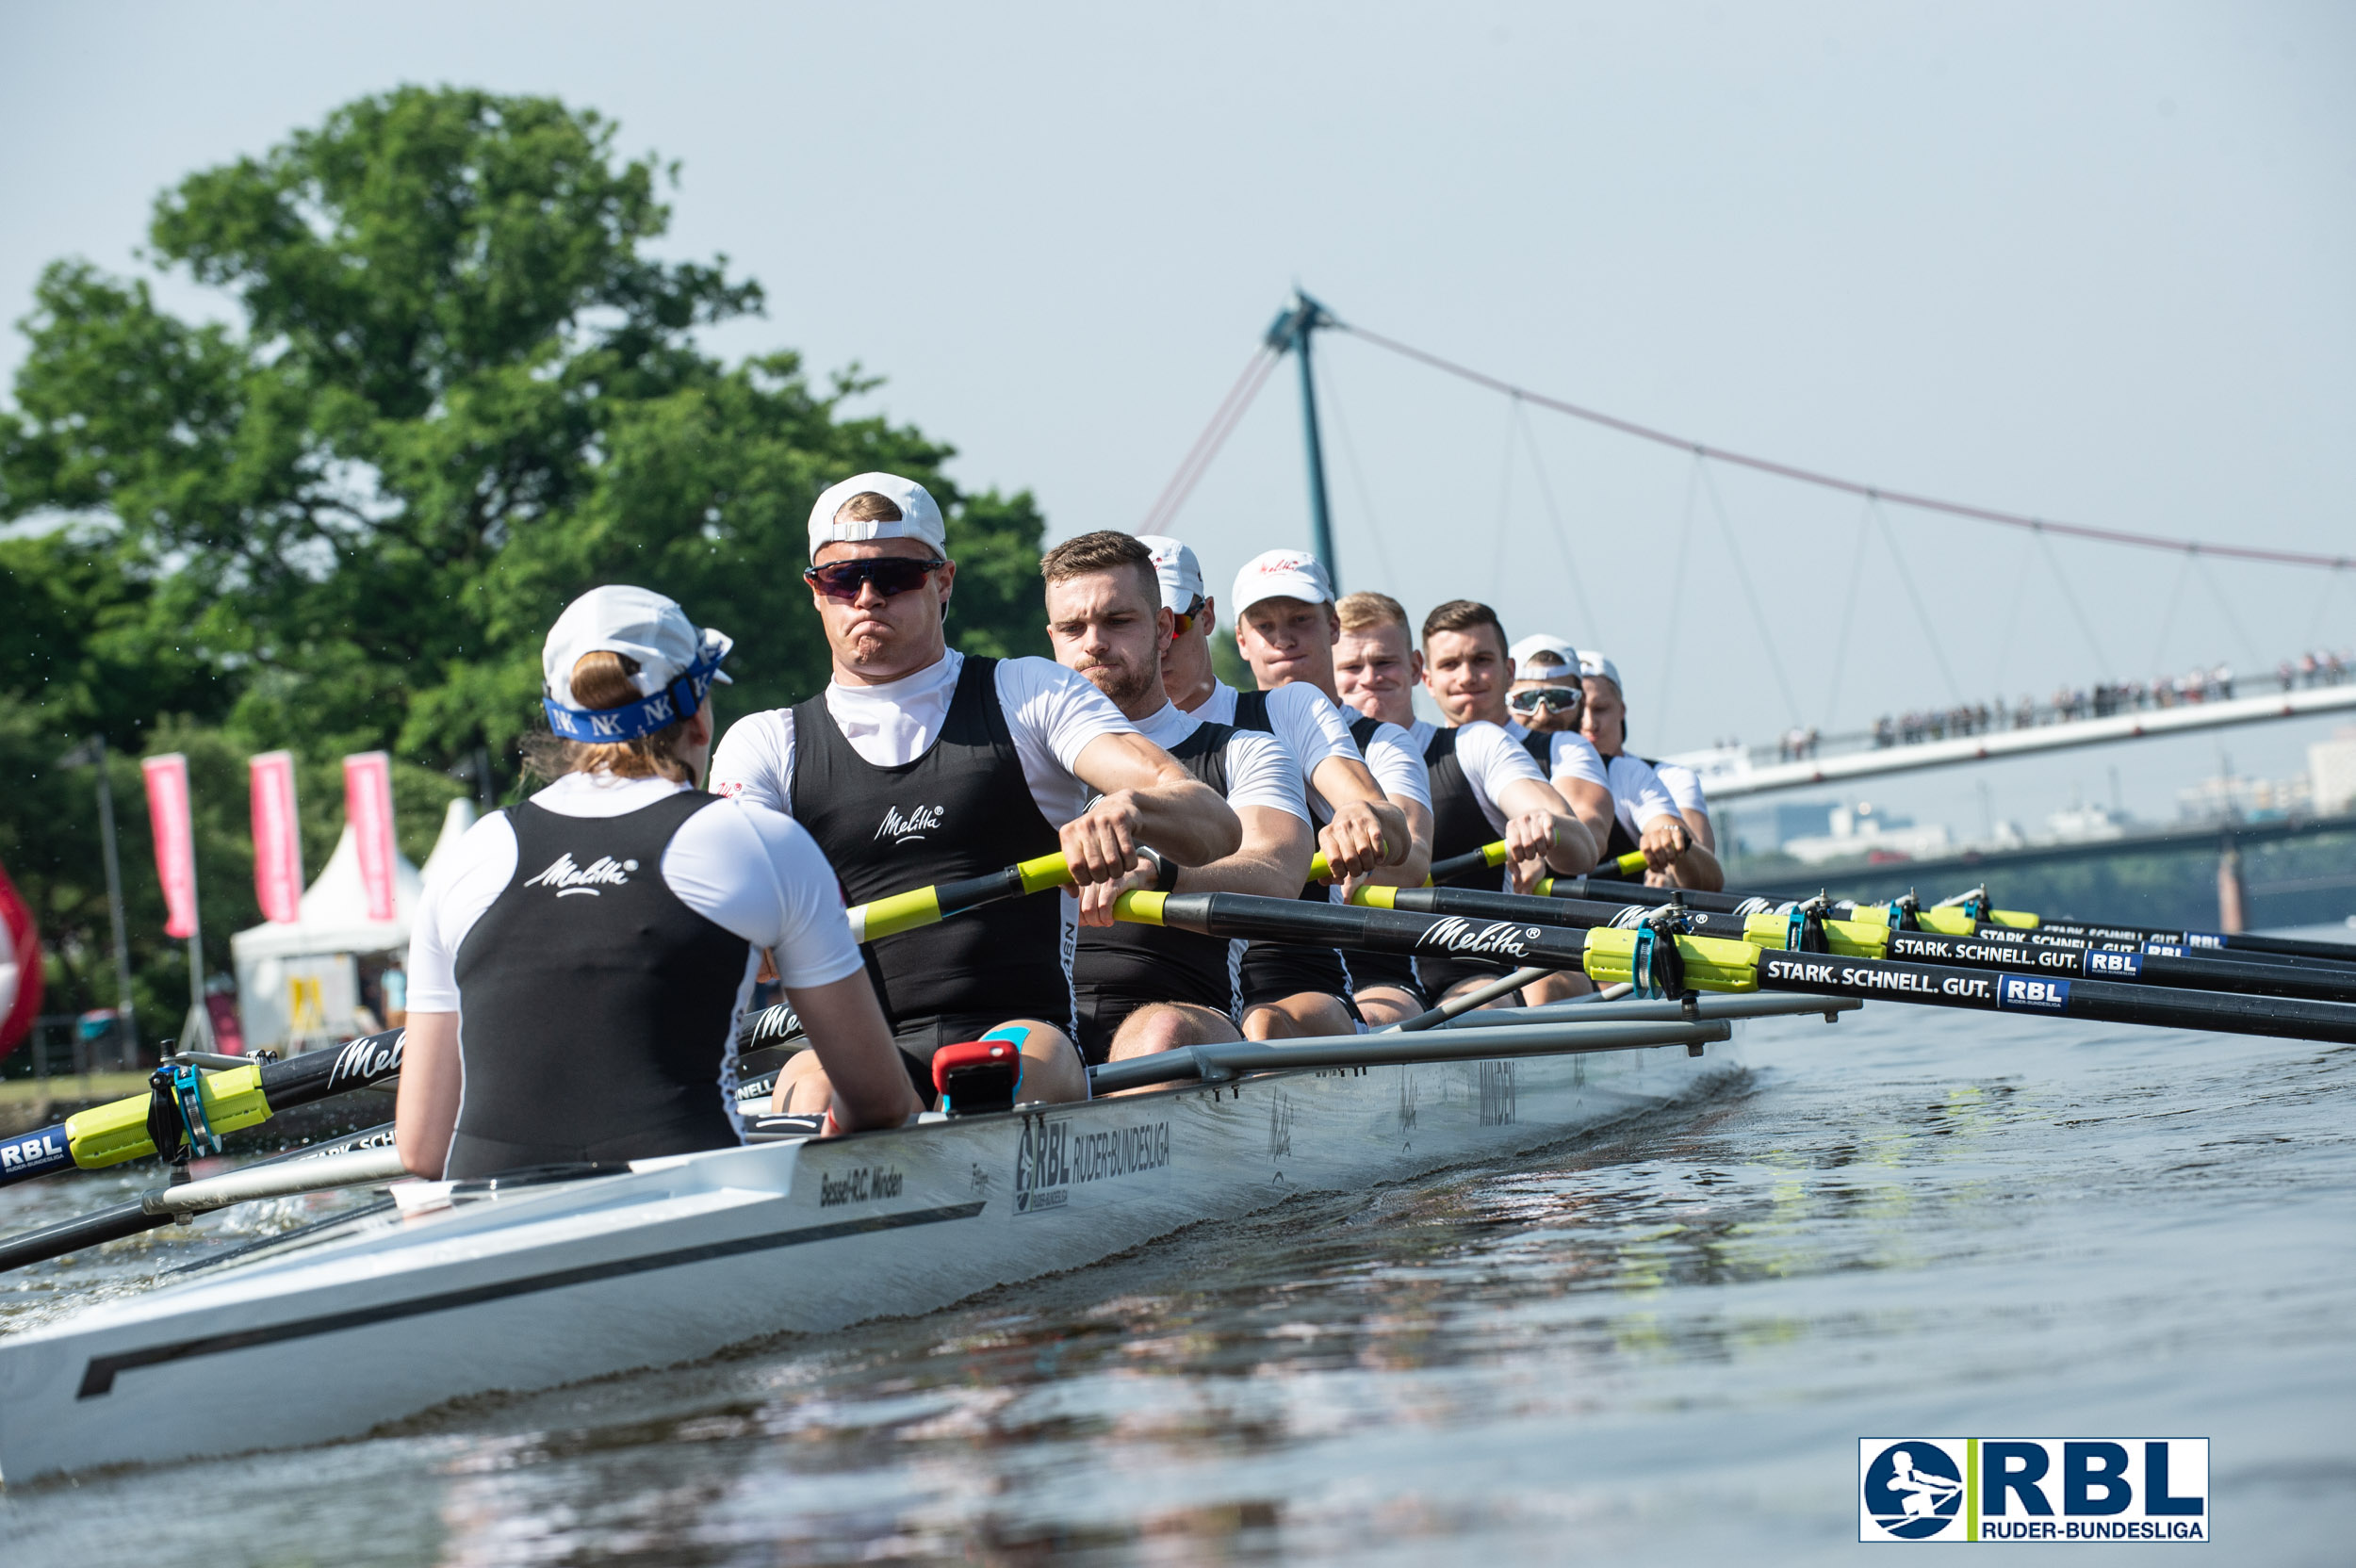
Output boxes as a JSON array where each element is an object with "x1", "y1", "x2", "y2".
[{"x1": 803, "y1": 557, "x2": 946, "y2": 602}]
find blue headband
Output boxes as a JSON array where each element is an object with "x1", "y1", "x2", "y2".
[{"x1": 543, "y1": 637, "x2": 729, "y2": 743}]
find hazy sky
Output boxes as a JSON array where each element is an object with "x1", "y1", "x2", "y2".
[{"x1": 5, "y1": 2, "x2": 2351, "y2": 830}]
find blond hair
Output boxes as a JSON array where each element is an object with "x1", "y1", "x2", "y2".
[
  {"x1": 1335, "y1": 591, "x2": 1409, "y2": 634},
  {"x1": 519, "y1": 651, "x2": 697, "y2": 784}
]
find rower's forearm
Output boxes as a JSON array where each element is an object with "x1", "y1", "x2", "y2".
[
  {"x1": 1366, "y1": 801, "x2": 1427, "y2": 886},
  {"x1": 1176, "y1": 845, "x2": 1313, "y2": 898},
  {"x1": 1136, "y1": 780, "x2": 1243, "y2": 864},
  {"x1": 1540, "y1": 814, "x2": 1599, "y2": 876}
]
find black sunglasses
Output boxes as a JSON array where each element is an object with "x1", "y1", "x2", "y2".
[
  {"x1": 1507, "y1": 685, "x2": 1583, "y2": 715},
  {"x1": 803, "y1": 557, "x2": 946, "y2": 602}
]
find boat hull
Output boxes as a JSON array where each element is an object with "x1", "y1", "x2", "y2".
[{"x1": 0, "y1": 1042, "x2": 1721, "y2": 1481}]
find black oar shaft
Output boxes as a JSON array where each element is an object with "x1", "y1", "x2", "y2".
[{"x1": 1880, "y1": 930, "x2": 2356, "y2": 1004}]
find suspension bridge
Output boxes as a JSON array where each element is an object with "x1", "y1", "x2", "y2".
[{"x1": 1141, "y1": 288, "x2": 2356, "y2": 806}]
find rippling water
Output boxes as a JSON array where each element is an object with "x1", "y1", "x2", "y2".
[{"x1": 5, "y1": 975, "x2": 2354, "y2": 1563}]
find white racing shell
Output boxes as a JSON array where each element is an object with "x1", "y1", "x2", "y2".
[{"x1": 1, "y1": 1039, "x2": 1728, "y2": 1482}]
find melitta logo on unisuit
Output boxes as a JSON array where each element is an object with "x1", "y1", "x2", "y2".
[
  {"x1": 875, "y1": 803, "x2": 947, "y2": 843},
  {"x1": 523, "y1": 852, "x2": 637, "y2": 897},
  {"x1": 1858, "y1": 1438, "x2": 2208, "y2": 1543}
]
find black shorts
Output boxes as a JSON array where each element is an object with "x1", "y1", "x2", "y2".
[
  {"x1": 1412, "y1": 953, "x2": 1525, "y2": 1002},
  {"x1": 1340, "y1": 948, "x2": 1431, "y2": 1010},
  {"x1": 1073, "y1": 987, "x2": 1237, "y2": 1067},
  {"x1": 891, "y1": 1010, "x2": 1068, "y2": 1108},
  {"x1": 1236, "y1": 943, "x2": 1363, "y2": 1021}
]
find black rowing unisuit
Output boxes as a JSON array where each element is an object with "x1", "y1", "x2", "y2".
[
  {"x1": 790, "y1": 656, "x2": 1068, "y2": 1034},
  {"x1": 1230, "y1": 694, "x2": 1387, "y2": 1004},
  {"x1": 1073, "y1": 721, "x2": 1237, "y2": 1043},
  {"x1": 448, "y1": 792, "x2": 748, "y2": 1179},
  {"x1": 1417, "y1": 726, "x2": 1517, "y2": 992}
]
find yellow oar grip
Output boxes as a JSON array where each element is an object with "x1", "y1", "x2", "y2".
[
  {"x1": 1017, "y1": 852, "x2": 1078, "y2": 895},
  {"x1": 1348, "y1": 886, "x2": 1399, "y2": 909},
  {"x1": 1306, "y1": 851, "x2": 1332, "y2": 883},
  {"x1": 1112, "y1": 890, "x2": 1169, "y2": 925},
  {"x1": 63, "y1": 1063, "x2": 271, "y2": 1171},
  {"x1": 847, "y1": 886, "x2": 943, "y2": 944},
  {"x1": 1613, "y1": 850, "x2": 1647, "y2": 875}
]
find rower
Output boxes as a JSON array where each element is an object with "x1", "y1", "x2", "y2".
[
  {"x1": 1438, "y1": 627, "x2": 1620, "y2": 870},
  {"x1": 1142, "y1": 535, "x2": 1417, "y2": 1037},
  {"x1": 1333, "y1": 595, "x2": 1597, "y2": 1008},
  {"x1": 395, "y1": 587, "x2": 922, "y2": 1180},
  {"x1": 712, "y1": 475, "x2": 1239, "y2": 1108},
  {"x1": 1577, "y1": 650, "x2": 1723, "y2": 890},
  {"x1": 1042, "y1": 531, "x2": 1314, "y2": 1063},
  {"x1": 1224, "y1": 551, "x2": 1434, "y2": 1029}
]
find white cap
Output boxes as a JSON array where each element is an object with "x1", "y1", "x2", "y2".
[
  {"x1": 1506, "y1": 633, "x2": 1578, "y2": 682},
  {"x1": 1137, "y1": 534, "x2": 1203, "y2": 612},
  {"x1": 542, "y1": 585, "x2": 732, "y2": 707},
  {"x1": 1230, "y1": 548, "x2": 1334, "y2": 617},
  {"x1": 807, "y1": 472, "x2": 947, "y2": 563},
  {"x1": 1576, "y1": 649, "x2": 1624, "y2": 691}
]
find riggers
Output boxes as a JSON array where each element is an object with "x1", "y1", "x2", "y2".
[
  {"x1": 1356, "y1": 884, "x2": 2356, "y2": 1006},
  {"x1": 1112, "y1": 890, "x2": 2356, "y2": 1046},
  {"x1": 0, "y1": 1029, "x2": 405, "y2": 1191}
]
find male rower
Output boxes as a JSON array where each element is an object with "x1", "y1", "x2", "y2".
[
  {"x1": 1042, "y1": 531, "x2": 1314, "y2": 1062},
  {"x1": 1141, "y1": 535, "x2": 1418, "y2": 1037},
  {"x1": 1577, "y1": 650, "x2": 1723, "y2": 890},
  {"x1": 1430, "y1": 618, "x2": 1622, "y2": 864},
  {"x1": 1224, "y1": 549, "x2": 1434, "y2": 1028},
  {"x1": 712, "y1": 476, "x2": 1239, "y2": 1108},
  {"x1": 1334, "y1": 595, "x2": 1596, "y2": 1006},
  {"x1": 397, "y1": 587, "x2": 922, "y2": 1180}
]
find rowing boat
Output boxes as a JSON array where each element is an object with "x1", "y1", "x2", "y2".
[{"x1": 0, "y1": 1001, "x2": 1848, "y2": 1483}]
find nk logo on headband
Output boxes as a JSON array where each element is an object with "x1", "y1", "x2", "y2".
[{"x1": 1859, "y1": 1438, "x2": 2208, "y2": 1543}]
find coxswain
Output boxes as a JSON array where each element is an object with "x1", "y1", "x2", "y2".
[
  {"x1": 1141, "y1": 536, "x2": 1417, "y2": 1037},
  {"x1": 1223, "y1": 550, "x2": 1434, "y2": 1028},
  {"x1": 1576, "y1": 650, "x2": 1723, "y2": 890},
  {"x1": 1333, "y1": 595, "x2": 1598, "y2": 1007},
  {"x1": 396, "y1": 587, "x2": 922, "y2": 1180},
  {"x1": 712, "y1": 476, "x2": 1239, "y2": 1108},
  {"x1": 1041, "y1": 531, "x2": 1314, "y2": 1062}
]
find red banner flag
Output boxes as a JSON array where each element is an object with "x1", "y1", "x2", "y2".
[
  {"x1": 343, "y1": 751, "x2": 398, "y2": 922},
  {"x1": 141, "y1": 753, "x2": 199, "y2": 939},
  {"x1": 249, "y1": 750, "x2": 304, "y2": 923},
  {"x1": 0, "y1": 858, "x2": 41, "y2": 1058}
]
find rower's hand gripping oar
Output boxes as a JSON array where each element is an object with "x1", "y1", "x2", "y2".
[
  {"x1": 0, "y1": 1028, "x2": 407, "y2": 1191},
  {"x1": 1425, "y1": 841, "x2": 1650, "y2": 887}
]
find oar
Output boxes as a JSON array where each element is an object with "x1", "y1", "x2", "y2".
[
  {"x1": 1109, "y1": 890, "x2": 2356, "y2": 1045},
  {"x1": 0, "y1": 1029, "x2": 405, "y2": 1191},
  {"x1": 1353, "y1": 884, "x2": 2356, "y2": 1005},
  {"x1": 0, "y1": 1121, "x2": 404, "y2": 1273},
  {"x1": 1423, "y1": 841, "x2": 1650, "y2": 885}
]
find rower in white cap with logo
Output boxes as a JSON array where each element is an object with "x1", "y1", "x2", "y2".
[
  {"x1": 710, "y1": 476, "x2": 1240, "y2": 1110},
  {"x1": 1164, "y1": 545, "x2": 1431, "y2": 1033},
  {"x1": 1576, "y1": 649, "x2": 1722, "y2": 890},
  {"x1": 397, "y1": 585, "x2": 923, "y2": 1181}
]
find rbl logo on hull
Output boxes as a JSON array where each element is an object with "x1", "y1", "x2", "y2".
[{"x1": 1859, "y1": 1437, "x2": 2207, "y2": 1543}]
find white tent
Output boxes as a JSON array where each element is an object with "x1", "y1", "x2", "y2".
[{"x1": 233, "y1": 798, "x2": 474, "y2": 1052}]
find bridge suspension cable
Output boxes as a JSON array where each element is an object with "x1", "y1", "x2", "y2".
[{"x1": 1332, "y1": 318, "x2": 2355, "y2": 572}]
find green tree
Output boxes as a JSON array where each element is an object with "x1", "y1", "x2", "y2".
[{"x1": 1, "y1": 86, "x2": 1049, "y2": 1051}]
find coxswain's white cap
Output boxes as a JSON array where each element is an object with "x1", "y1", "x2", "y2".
[
  {"x1": 1577, "y1": 649, "x2": 1624, "y2": 692},
  {"x1": 542, "y1": 585, "x2": 733, "y2": 704},
  {"x1": 1137, "y1": 533, "x2": 1204, "y2": 612},
  {"x1": 1230, "y1": 548, "x2": 1334, "y2": 617},
  {"x1": 807, "y1": 472, "x2": 947, "y2": 564},
  {"x1": 1506, "y1": 633, "x2": 1578, "y2": 681}
]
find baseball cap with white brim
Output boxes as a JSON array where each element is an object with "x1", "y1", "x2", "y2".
[
  {"x1": 1576, "y1": 649, "x2": 1623, "y2": 692},
  {"x1": 542, "y1": 585, "x2": 733, "y2": 743},
  {"x1": 1230, "y1": 548, "x2": 1334, "y2": 617},
  {"x1": 1137, "y1": 534, "x2": 1204, "y2": 612},
  {"x1": 806, "y1": 472, "x2": 948, "y2": 564},
  {"x1": 1506, "y1": 633, "x2": 1578, "y2": 682}
]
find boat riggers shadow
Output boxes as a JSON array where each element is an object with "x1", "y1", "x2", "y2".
[
  {"x1": 1109, "y1": 890, "x2": 2356, "y2": 1045},
  {"x1": 0, "y1": 1029, "x2": 407, "y2": 1192}
]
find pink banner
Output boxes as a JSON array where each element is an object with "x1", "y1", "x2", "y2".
[
  {"x1": 249, "y1": 751, "x2": 304, "y2": 923},
  {"x1": 343, "y1": 751, "x2": 398, "y2": 922},
  {"x1": 141, "y1": 753, "x2": 199, "y2": 939}
]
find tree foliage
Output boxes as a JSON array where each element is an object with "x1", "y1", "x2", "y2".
[{"x1": 0, "y1": 87, "x2": 1049, "y2": 1046}]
